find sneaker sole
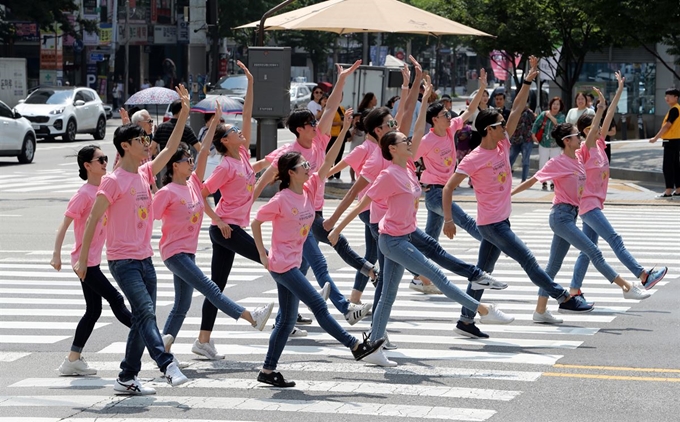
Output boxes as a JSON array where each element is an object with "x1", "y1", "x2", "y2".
[
  {"x1": 408, "y1": 284, "x2": 426, "y2": 293},
  {"x1": 58, "y1": 369, "x2": 97, "y2": 376},
  {"x1": 295, "y1": 319, "x2": 313, "y2": 325},
  {"x1": 644, "y1": 269, "x2": 667, "y2": 290},
  {"x1": 558, "y1": 306, "x2": 595, "y2": 314},
  {"x1": 354, "y1": 339, "x2": 386, "y2": 361},
  {"x1": 470, "y1": 282, "x2": 508, "y2": 291},
  {"x1": 191, "y1": 348, "x2": 224, "y2": 360},
  {"x1": 454, "y1": 328, "x2": 489, "y2": 339},
  {"x1": 532, "y1": 318, "x2": 563, "y2": 324}
]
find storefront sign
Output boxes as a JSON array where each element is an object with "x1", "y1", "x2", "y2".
[
  {"x1": 153, "y1": 25, "x2": 177, "y2": 44},
  {"x1": 99, "y1": 24, "x2": 113, "y2": 46},
  {"x1": 118, "y1": 24, "x2": 148, "y2": 45},
  {"x1": 40, "y1": 30, "x2": 63, "y2": 71},
  {"x1": 177, "y1": 16, "x2": 189, "y2": 44},
  {"x1": 14, "y1": 22, "x2": 40, "y2": 43}
]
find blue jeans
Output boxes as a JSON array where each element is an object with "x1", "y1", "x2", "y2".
[
  {"x1": 108, "y1": 257, "x2": 173, "y2": 380},
  {"x1": 460, "y1": 219, "x2": 570, "y2": 323},
  {"x1": 509, "y1": 142, "x2": 533, "y2": 182},
  {"x1": 571, "y1": 208, "x2": 644, "y2": 290},
  {"x1": 265, "y1": 268, "x2": 357, "y2": 370},
  {"x1": 424, "y1": 185, "x2": 482, "y2": 242},
  {"x1": 369, "y1": 221, "x2": 385, "y2": 317},
  {"x1": 354, "y1": 210, "x2": 378, "y2": 292},
  {"x1": 538, "y1": 204, "x2": 619, "y2": 297},
  {"x1": 204, "y1": 224, "x2": 262, "y2": 332},
  {"x1": 163, "y1": 253, "x2": 245, "y2": 339},
  {"x1": 372, "y1": 232, "x2": 481, "y2": 342},
  {"x1": 300, "y1": 228, "x2": 351, "y2": 315}
]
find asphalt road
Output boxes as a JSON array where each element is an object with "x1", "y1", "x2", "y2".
[{"x1": 0, "y1": 119, "x2": 679, "y2": 422}]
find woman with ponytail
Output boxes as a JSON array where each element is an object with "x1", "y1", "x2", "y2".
[
  {"x1": 153, "y1": 104, "x2": 274, "y2": 359},
  {"x1": 50, "y1": 145, "x2": 133, "y2": 376}
]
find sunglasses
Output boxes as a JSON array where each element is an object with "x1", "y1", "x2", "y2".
[
  {"x1": 177, "y1": 156, "x2": 194, "y2": 165},
  {"x1": 437, "y1": 111, "x2": 453, "y2": 119},
  {"x1": 91, "y1": 155, "x2": 108, "y2": 164},
  {"x1": 304, "y1": 120, "x2": 318, "y2": 128},
  {"x1": 561, "y1": 133, "x2": 580, "y2": 141},
  {"x1": 144, "y1": 119, "x2": 153, "y2": 124},
  {"x1": 314, "y1": 90, "x2": 323, "y2": 95},
  {"x1": 486, "y1": 120, "x2": 506, "y2": 130},
  {"x1": 131, "y1": 135, "x2": 151, "y2": 146},
  {"x1": 223, "y1": 126, "x2": 241, "y2": 137},
  {"x1": 394, "y1": 138, "x2": 413, "y2": 146},
  {"x1": 380, "y1": 120, "x2": 398, "y2": 130},
  {"x1": 294, "y1": 160, "x2": 311, "y2": 170}
]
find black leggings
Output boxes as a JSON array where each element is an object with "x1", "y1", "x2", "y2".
[
  {"x1": 662, "y1": 140, "x2": 680, "y2": 190},
  {"x1": 325, "y1": 136, "x2": 346, "y2": 178},
  {"x1": 201, "y1": 224, "x2": 262, "y2": 332},
  {"x1": 72, "y1": 265, "x2": 132, "y2": 352}
]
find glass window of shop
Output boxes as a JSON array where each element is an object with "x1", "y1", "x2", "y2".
[{"x1": 577, "y1": 62, "x2": 656, "y2": 115}]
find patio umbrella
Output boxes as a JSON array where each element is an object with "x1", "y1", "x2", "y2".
[
  {"x1": 125, "y1": 87, "x2": 179, "y2": 106},
  {"x1": 191, "y1": 95, "x2": 244, "y2": 114},
  {"x1": 236, "y1": 0, "x2": 492, "y2": 37}
]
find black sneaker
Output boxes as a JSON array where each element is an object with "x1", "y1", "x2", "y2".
[
  {"x1": 296, "y1": 313, "x2": 312, "y2": 325},
  {"x1": 351, "y1": 333, "x2": 386, "y2": 361},
  {"x1": 574, "y1": 290, "x2": 594, "y2": 307},
  {"x1": 558, "y1": 295, "x2": 594, "y2": 313},
  {"x1": 257, "y1": 371, "x2": 296, "y2": 388},
  {"x1": 454, "y1": 321, "x2": 490, "y2": 339}
]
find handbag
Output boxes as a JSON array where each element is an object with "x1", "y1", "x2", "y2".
[{"x1": 535, "y1": 115, "x2": 548, "y2": 142}]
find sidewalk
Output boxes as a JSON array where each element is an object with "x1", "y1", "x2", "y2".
[{"x1": 325, "y1": 139, "x2": 678, "y2": 206}]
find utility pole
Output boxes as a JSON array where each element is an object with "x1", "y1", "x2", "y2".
[{"x1": 124, "y1": 0, "x2": 130, "y2": 101}]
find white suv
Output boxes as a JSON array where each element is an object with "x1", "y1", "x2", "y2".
[
  {"x1": 0, "y1": 100, "x2": 36, "y2": 163},
  {"x1": 15, "y1": 87, "x2": 107, "y2": 142}
]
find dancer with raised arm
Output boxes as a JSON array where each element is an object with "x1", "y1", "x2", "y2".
[
  {"x1": 442, "y1": 57, "x2": 593, "y2": 340},
  {"x1": 252, "y1": 110, "x2": 385, "y2": 387}
]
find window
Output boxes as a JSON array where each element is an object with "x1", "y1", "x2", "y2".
[
  {"x1": 81, "y1": 90, "x2": 96, "y2": 102},
  {"x1": 577, "y1": 62, "x2": 656, "y2": 115},
  {"x1": 0, "y1": 102, "x2": 13, "y2": 119},
  {"x1": 74, "y1": 91, "x2": 86, "y2": 103}
]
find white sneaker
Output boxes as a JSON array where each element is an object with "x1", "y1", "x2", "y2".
[
  {"x1": 532, "y1": 310, "x2": 563, "y2": 324},
  {"x1": 113, "y1": 376, "x2": 156, "y2": 395},
  {"x1": 471, "y1": 272, "x2": 508, "y2": 290},
  {"x1": 409, "y1": 278, "x2": 441, "y2": 294},
  {"x1": 479, "y1": 304, "x2": 515, "y2": 324},
  {"x1": 362, "y1": 347, "x2": 397, "y2": 367},
  {"x1": 162, "y1": 334, "x2": 174, "y2": 351},
  {"x1": 345, "y1": 302, "x2": 371, "y2": 326},
  {"x1": 383, "y1": 332, "x2": 397, "y2": 350},
  {"x1": 289, "y1": 327, "x2": 308, "y2": 337},
  {"x1": 191, "y1": 339, "x2": 225, "y2": 360},
  {"x1": 58, "y1": 356, "x2": 97, "y2": 376},
  {"x1": 164, "y1": 361, "x2": 189, "y2": 386},
  {"x1": 623, "y1": 282, "x2": 652, "y2": 300},
  {"x1": 319, "y1": 283, "x2": 331, "y2": 301},
  {"x1": 251, "y1": 302, "x2": 275, "y2": 331}
]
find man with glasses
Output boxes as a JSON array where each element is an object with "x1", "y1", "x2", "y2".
[
  {"x1": 74, "y1": 85, "x2": 193, "y2": 395},
  {"x1": 114, "y1": 109, "x2": 159, "y2": 192},
  {"x1": 153, "y1": 99, "x2": 201, "y2": 186}
]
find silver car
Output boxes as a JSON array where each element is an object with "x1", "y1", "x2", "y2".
[
  {"x1": 290, "y1": 83, "x2": 316, "y2": 111},
  {"x1": 15, "y1": 87, "x2": 107, "y2": 142},
  {"x1": 0, "y1": 100, "x2": 36, "y2": 163}
]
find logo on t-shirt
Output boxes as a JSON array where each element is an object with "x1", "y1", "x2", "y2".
[
  {"x1": 138, "y1": 206, "x2": 148, "y2": 220},
  {"x1": 601, "y1": 170, "x2": 608, "y2": 180},
  {"x1": 190, "y1": 212, "x2": 200, "y2": 225},
  {"x1": 300, "y1": 224, "x2": 310, "y2": 237},
  {"x1": 247, "y1": 183, "x2": 253, "y2": 193},
  {"x1": 101, "y1": 214, "x2": 108, "y2": 227},
  {"x1": 130, "y1": 187, "x2": 136, "y2": 196},
  {"x1": 291, "y1": 207, "x2": 298, "y2": 215},
  {"x1": 497, "y1": 171, "x2": 508, "y2": 184},
  {"x1": 443, "y1": 156, "x2": 453, "y2": 167}
]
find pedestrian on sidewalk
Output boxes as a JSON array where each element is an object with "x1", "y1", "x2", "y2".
[
  {"x1": 650, "y1": 87, "x2": 680, "y2": 197},
  {"x1": 251, "y1": 110, "x2": 385, "y2": 388},
  {"x1": 74, "y1": 85, "x2": 193, "y2": 395},
  {"x1": 532, "y1": 97, "x2": 566, "y2": 190},
  {"x1": 513, "y1": 84, "x2": 651, "y2": 324},
  {"x1": 509, "y1": 102, "x2": 536, "y2": 182},
  {"x1": 51, "y1": 145, "x2": 133, "y2": 376},
  {"x1": 153, "y1": 102, "x2": 274, "y2": 360}
]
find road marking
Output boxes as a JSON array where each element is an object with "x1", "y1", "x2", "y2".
[
  {"x1": 553, "y1": 363, "x2": 680, "y2": 373},
  {"x1": 542, "y1": 372, "x2": 680, "y2": 383},
  {"x1": 0, "y1": 335, "x2": 71, "y2": 344},
  {"x1": 0, "y1": 322, "x2": 109, "y2": 330},
  {"x1": 0, "y1": 352, "x2": 30, "y2": 362}
]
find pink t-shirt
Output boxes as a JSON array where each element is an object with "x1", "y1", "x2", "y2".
[
  {"x1": 417, "y1": 117, "x2": 464, "y2": 185},
  {"x1": 343, "y1": 140, "x2": 378, "y2": 213},
  {"x1": 255, "y1": 174, "x2": 321, "y2": 273},
  {"x1": 360, "y1": 146, "x2": 391, "y2": 224},
  {"x1": 266, "y1": 129, "x2": 331, "y2": 211},
  {"x1": 65, "y1": 183, "x2": 107, "y2": 267},
  {"x1": 152, "y1": 173, "x2": 205, "y2": 261},
  {"x1": 366, "y1": 161, "x2": 421, "y2": 236},
  {"x1": 97, "y1": 162, "x2": 154, "y2": 261},
  {"x1": 534, "y1": 153, "x2": 586, "y2": 207},
  {"x1": 456, "y1": 137, "x2": 513, "y2": 226},
  {"x1": 204, "y1": 145, "x2": 255, "y2": 227},
  {"x1": 577, "y1": 138, "x2": 609, "y2": 214}
]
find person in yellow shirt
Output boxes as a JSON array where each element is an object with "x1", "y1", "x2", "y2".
[
  {"x1": 326, "y1": 97, "x2": 348, "y2": 180},
  {"x1": 650, "y1": 88, "x2": 680, "y2": 197}
]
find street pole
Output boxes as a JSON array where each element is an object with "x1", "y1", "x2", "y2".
[
  {"x1": 124, "y1": 0, "x2": 130, "y2": 101},
  {"x1": 257, "y1": 0, "x2": 296, "y2": 46}
]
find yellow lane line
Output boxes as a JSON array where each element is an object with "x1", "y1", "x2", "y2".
[
  {"x1": 543, "y1": 372, "x2": 680, "y2": 383},
  {"x1": 553, "y1": 364, "x2": 680, "y2": 374}
]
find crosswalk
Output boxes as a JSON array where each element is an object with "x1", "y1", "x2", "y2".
[{"x1": 0, "y1": 203, "x2": 676, "y2": 421}]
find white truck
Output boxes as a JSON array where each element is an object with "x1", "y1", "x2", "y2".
[
  {"x1": 339, "y1": 64, "x2": 403, "y2": 110},
  {"x1": 0, "y1": 58, "x2": 28, "y2": 108}
]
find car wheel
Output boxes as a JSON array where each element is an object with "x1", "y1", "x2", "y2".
[
  {"x1": 18, "y1": 133, "x2": 36, "y2": 164},
  {"x1": 93, "y1": 117, "x2": 106, "y2": 140},
  {"x1": 63, "y1": 119, "x2": 77, "y2": 142}
]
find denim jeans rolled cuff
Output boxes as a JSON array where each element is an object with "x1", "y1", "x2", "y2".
[
  {"x1": 537, "y1": 204, "x2": 619, "y2": 298},
  {"x1": 570, "y1": 208, "x2": 645, "y2": 291},
  {"x1": 409, "y1": 228, "x2": 482, "y2": 281},
  {"x1": 424, "y1": 186, "x2": 483, "y2": 242},
  {"x1": 163, "y1": 253, "x2": 245, "y2": 339},
  {"x1": 108, "y1": 257, "x2": 173, "y2": 379},
  {"x1": 476, "y1": 220, "x2": 570, "y2": 305},
  {"x1": 374, "y1": 233, "x2": 480, "y2": 341},
  {"x1": 265, "y1": 268, "x2": 357, "y2": 370},
  {"x1": 353, "y1": 210, "x2": 378, "y2": 292}
]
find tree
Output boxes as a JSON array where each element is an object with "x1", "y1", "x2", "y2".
[
  {"x1": 276, "y1": 29, "x2": 336, "y2": 81},
  {"x1": 218, "y1": 0, "x2": 279, "y2": 45},
  {"x1": 0, "y1": 0, "x2": 97, "y2": 46}
]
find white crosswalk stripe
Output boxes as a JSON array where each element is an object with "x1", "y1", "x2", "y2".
[{"x1": 0, "y1": 204, "x2": 676, "y2": 421}]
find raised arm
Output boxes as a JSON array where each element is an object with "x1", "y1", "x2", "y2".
[
  {"x1": 50, "y1": 216, "x2": 74, "y2": 271},
  {"x1": 318, "y1": 60, "x2": 361, "y2": 135},
  {"x1": 394, "y1": 64, "x2": 411, "y2": 125},
  {"x1": 152, "y1": 84, "x2": 190, "y2": 175},
  {"x1": 318, "y1": 109, "x2": 353, "y2": 180},
  {"x1": 398, "y1": 56, "x2": 423, "y2": 137},
  {"x1": 410, "y1": 76, "x2": 432, "y2": 155},
  {"x1": 506, "y1": 56, "x2": 539, "y2": 137},
  {"x1": 194, "y1": 103, "x2": 221, "y2": 181},
  {"x1": 601, "y1": 72, "x2": 624, "y2": 143},
  {"x1": 460, "y1": 69, "x2": 488, "y2": 122},
  {"x1": 237, "y1": 60, "x2": 253, "y2": 147},
  {"x1": 586, "y1": 88, "x2": 607, "y2": 149}
]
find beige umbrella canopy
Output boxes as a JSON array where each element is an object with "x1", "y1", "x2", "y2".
[{"x1": 236, "y1": 0, "x2": 492, "y2": 37}]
